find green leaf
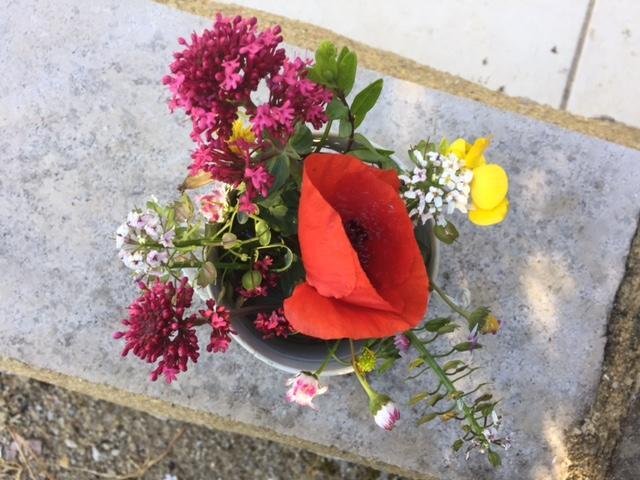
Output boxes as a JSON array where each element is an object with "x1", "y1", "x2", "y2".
[
  {"x1": 428, "y1": 393, "x2": 445, "y2": 407},
  {"x1": 351, "y1": 133, "x2": 398, "y2": 170},
  {"x1": 254, "y1": 218, "x2": 272, "y2": 246},
  {"x1": 269, "y1": 203, "x2": 288, "y2": 218},
  {"x1": 408, "y1": 358, "x2": 425, "y2": 371},
  {"x1": 267, "y1": 153, "x2": 290, "y2": 193},
  {"x1": 424, "y1": 317, "x2": 451, "y2": 332},
  {"x1": 314, "y1": 41, "x2": 338, "y2": 83},
  {"x1": 174, "y1": 193, "x2": 195, "y2": 223},
  {"x1": 290, "y1": 123, "x2": 314, "y2": 155},
  {"x1": 351, "y1": 79, "x2": 383, "y2": 128},
  {"x1": 417, "y1": 412, "x2": 439, "y2": 425},
  {"x1": 469, "y1": 306, "x2": 491, "y2": 330},
  {"x1": 454, "y1": 341, "x2": 481, "y2": 352},
  {"x1": 338, "y1": 117, "x2": 352, "y2": 138},
  {"x1": 474, "y1": 393, "x2": 493, "y2": 405},
  {"x1": 376, "y1": 356, "x2": 397, "y2": 375},
  {"x1": 434, "y1": 221, "x2": 459, "y2": 244},
  {"x1": 442, "y1": 360, "x2": 465, "y2": 372},
  {"x1": 326, "y1": 97, "x2": 349, "y2": 120},
  {"x1": 337, "y1": 46, "x2": 349, "y2": 65},
  {"x1": 237, "y1": 211, "x2": 249, "y2": 224},
  {"x1": 409, "y1": 392, "x2": 429, "y2": 407},
  {"x1": 488, "y1": 450, "x2": 502, "y2": 468},
  {"x1": 438, "y1": 137, "x2": 450, "y2": 155},
  {"x1": 337, "y1": 50, "x2": 357, "y2": 95},
  {"x1": 437, "y1": 323, "x2": 459, "y2": 334},
  {"x1": 197, "y1": 261, "x2": 217, "y2": 287},
  {"x1": 452, "y1": 439, "x2": 464, "y2": 452}
]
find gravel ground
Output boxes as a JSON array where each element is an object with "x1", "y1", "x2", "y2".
[{"x1": 0, "y1": 372, "x2": 404, "y2": 480}]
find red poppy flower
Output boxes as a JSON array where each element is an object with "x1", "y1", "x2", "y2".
[{"x1": 283, "y1": 153, "x2": 429, "y2": 340}]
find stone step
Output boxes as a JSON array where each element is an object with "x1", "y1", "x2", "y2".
[{"x1": 1, "y1": 0, "x2": 639, "y2": 479}]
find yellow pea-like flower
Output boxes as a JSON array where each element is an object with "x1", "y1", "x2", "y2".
[{"x1": 448, "y1": 136, "x2": 509, "y2": 226}]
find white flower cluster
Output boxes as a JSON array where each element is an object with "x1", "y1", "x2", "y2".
[
  {"x1": 400, "y1": 150, "x2": 473, "y2": 227},
  {"x1": 116, "y1": 206, "x2": 175, "y2": 275}
]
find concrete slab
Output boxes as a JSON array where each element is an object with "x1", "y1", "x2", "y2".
[
  {"x1": 1, "y1": 0, "x2": 640, "y2": 479},
  {"x1": 214, "y1": 0, "x2": 589, "y2": 108},
  {"x1": 567, "y1": 0, "x2": 640, "y2": 127}
]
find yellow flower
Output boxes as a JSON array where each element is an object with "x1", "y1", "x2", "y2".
[
  {"x1": 228, "y1": 118, "x2": 256, "y2": 154},
  {"x1": 448, "y1": 137, "x2": 509, "y2": 226}
]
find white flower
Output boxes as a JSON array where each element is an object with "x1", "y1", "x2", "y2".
[
  {"x1": 115, "y1": 223, "x2": 130, "y2": 249},
  {"x1": 159, "y1": 230, "x2": 175, "y2": 248},
  {"x1": 372, "y1": 396, "x2": 400, "y2": 431},
  {"x1": 285, "y1": 372, "x2": 328, "y2": 410},
  {"x1": 400, "y1": 149, "x2": 473, "y2": 226},
  {"x1": 146, "y1": 250, "x2": 169, "y2": 268},
  {"x1": 126, "y1": 211, "x2": 145, "y2": 229}
]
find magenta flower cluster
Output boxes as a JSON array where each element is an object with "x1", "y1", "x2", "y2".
[
  {"x1": 254, "y1": 307, "x2": 294, "y2": 339},
  {"x1": 114, "y1": 278, "x2": 234, "y2": 383},
  {"x1": 163, "y1": 14, "x2": 331, "y2": 204}
]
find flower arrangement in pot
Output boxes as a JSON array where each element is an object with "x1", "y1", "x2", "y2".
[{"x1": 114, "y1": 14, "x2": 511, "y2": 466}]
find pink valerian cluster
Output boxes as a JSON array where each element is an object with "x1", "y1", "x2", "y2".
[
  {"x1": 114, "y1": 278, "x2": 199, "y2": 383},
  {"x1": 164, "y1": 14, "x2": 331, "y2": 207},
  {"x1": 237, "y1": 255, "x2": 279, "y2": 298},
  {"x1": 164, "y1": 15, "x2": 286, "y2": 143},
  {"x1": 254, "y1": 307, "x2": 294, "y2": 339},
  {"x1": 252, "y1": 57, "x2": 332, "y2": 142},
  {"x1": 114, "y1": 278, "x2": 235, "y2": 383},
  {"x1": 200, "y1": 300, "x2": 235, "y2": 353}
]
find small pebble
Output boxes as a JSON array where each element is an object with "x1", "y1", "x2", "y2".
[{"x1": 64, "y1": 438, "x2": 78, "y2": 449}]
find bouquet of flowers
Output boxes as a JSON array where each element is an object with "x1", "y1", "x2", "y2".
[{"x1": 114, "y1": 14, "x2": 511, "y2": 466}]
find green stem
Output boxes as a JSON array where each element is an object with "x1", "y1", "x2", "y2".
[
  {"x1": 167, "y1": 261, "x2": 246, "y2": 270},
  {"x1": 431, "y1": 281, "x2": 472, "y2": 321},
  {"x1": 337, "y1": 93, "x2": 355, "y2": 152},
  {"x1": 405, "y1": 331, "x2": 484, "y2": 436},
  {"x1": 314, "y1": 120, "x2": 334, "y2": 152},
  {"x1": 349, "y1": 339, "x2": 376, "y2": 399},
  {"x1": 314, "y1": 340, "x2": 341, "y2": 376}
]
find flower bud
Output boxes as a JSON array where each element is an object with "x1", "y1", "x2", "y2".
[
  {"x1": 285, "y1": 372, "x2": 328, "y2": 410},
  {"x1": 481, "y1": 315, "x2": 501, "y2": 335},
  {"x1": 241, "y1": 270, "x2": 262, "y2": 291},
  {"x1": 370, "y1": 394, "x2": 400, "y2": 431}
]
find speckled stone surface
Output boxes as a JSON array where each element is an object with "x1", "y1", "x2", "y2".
[{"x1": 1, "y1": 0, "x2": 639, "y2": 479}]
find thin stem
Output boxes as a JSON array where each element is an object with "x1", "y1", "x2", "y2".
[
  {"x1": 349, "y1": 339, "x2": 376, "y2": 398},
  {"x1": 314, "y1": 340, "x2": 341, "y2": 376},
  {"x1": 314, "y1": 120, "x2": 333, "y2": 152},
  {"x1": 337, "y1": 93, "x2": 355, "y2": 151},
  {"x1": 406, "y1": 331, "x2": 484, "y2": 436},
  {"x1": 431, "y1": 281, "x2": 471, "y2": 321}
]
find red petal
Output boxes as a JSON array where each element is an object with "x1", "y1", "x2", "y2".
[{"x1": 285, "y1": 153, "x2": 429, "y2": 339}]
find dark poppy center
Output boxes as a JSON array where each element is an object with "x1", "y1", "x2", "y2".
[{"x1": 344, "y1": 219, "x2": 370, "y2": 268}]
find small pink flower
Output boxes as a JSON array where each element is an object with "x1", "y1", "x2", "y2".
[
  {"x1": 373, "y1": 397, "x2": 400, "y2": 431},
  {"x1": 254, "y1": 307, "x2": 294, "y2": 339},
  {"x1": 285, "y1": 372, "x2": 328, "y2": 410},
  {"x1": 244, "y1": 165, "x2": 273, "y2": 198},
  {"x1": 394, "y1": 334, "x2": 410, "y2": 354},
  {"x1": 238, "y1": 193, "x2": 258, "y2": 215},
  {"x1": 197, "y1": 186, "x2": 229, "y2": 223},
  {"x1": 200, "y1": 300, "x2": 236, "y2": 353}
]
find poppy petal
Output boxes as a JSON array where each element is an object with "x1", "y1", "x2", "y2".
[
  {"x1": 284, "y1": 283, "x2": 414, "y2": 340},
  {"x1": 285, "y1": 153, "x2": 430, "y2": 340}
]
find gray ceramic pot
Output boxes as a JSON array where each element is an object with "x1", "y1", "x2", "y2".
[{"x1": 189, "y1": 137, "x2": 439, "y2": 376}]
